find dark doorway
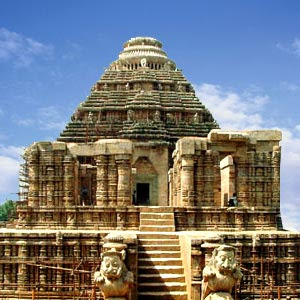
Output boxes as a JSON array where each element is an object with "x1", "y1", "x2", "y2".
[{"x1": 136, "y1": 183, "x2": 150, "y2": 205}]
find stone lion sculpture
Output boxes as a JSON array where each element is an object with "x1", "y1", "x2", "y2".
[
  {"x1": 201, "y1": 245, "x2": 243, "y2": 300},
  {"x1": 94, "y1": 236, "x2": 134, "y2": 300}
]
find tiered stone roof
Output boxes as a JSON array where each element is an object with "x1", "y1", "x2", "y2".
[{"x1": 58, "y1": 37, "x2": 218, "y2": 144}]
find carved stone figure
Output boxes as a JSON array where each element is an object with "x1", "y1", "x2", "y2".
[
  {"x1": 201, "y1": 245, "x2": 242, "y2": 300},
  {"x1": 193, "y1": 112, "x2": 200, "y2": 124},
  {"x1": 94, "y1": 235, "x2": 134, "y2": 300},
  {"x1": 141, "y1": 58, "x2": 147, "y2": 67},
  {"x1": 127, "y1": 109, "x2": 135, "y2": 122},
  {"x1": 166, "y1": 112, "x2": 174, "y2": 124},
  {"x1": 154, "y1": 110, "x2": 161, "y2": 122}
]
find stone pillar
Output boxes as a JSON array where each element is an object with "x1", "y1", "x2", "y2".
[
  {"x1": 56, "y1": 232, "x2": 63, "y2": 291},
  {"x1": 96, "y1": 155, "x2": 108, "y2": 206},
  {"x1": 17, "y1": 241, "x2": 28, "y2": 291},
  {"x1": 108, "y1": 156, "x2": 118, "y2": 206},
  {"x1": 195, "y1": 155, "x2": 204, "y2": 207},
  {"x1": 168, "y1": 169, "x2": 173, "y2": 206},
  {"x1": 28, "y1": 148, "x2": 39, "y2": 207},
  {"x1": 74, "y1": 243, "x2": 80, "y2": 289},
  {"x1": 251, "y1": 235, "x2": 260, "y2": 286},
  {"x1": 116, "y1": 155, "x2": 132, "y2": 206},
  {"x1": 46, "y1": 165, "x2": 55, "y2": 207},
  {"x1": 39, "y1": 242, "x2": 47, "y2": 291},
  {"x1": 220, "y1": 155, "x2": 235, "y2": 207},
  {"x1": 180, "y1": 155, "x2": 194, "y2": 206},
  {"x1": 272, "y1": 146, "x2": 280, "y2": 208},
  {"x1": 3, "y1": 241, "x2": 12, "y2": 290},
  {"x1": 63, "y1": 155, "x2": 75, "y2": 207},
  {"x1": 203, "y1": 151, "x2": 214, "y2": 206},
  {"x1": 286, "y1": 241, "x2": 296, "y2": 285}
]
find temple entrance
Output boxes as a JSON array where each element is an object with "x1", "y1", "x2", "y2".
[{"x1": 136, "y1": 183, "x2": 150, "y2": 205}]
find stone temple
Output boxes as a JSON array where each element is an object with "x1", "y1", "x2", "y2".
[{"x1": 0, "y1": 37, "x2": 299, "y2": 299}]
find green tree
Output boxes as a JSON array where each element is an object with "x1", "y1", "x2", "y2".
[{"x1": 0, "y1": 200, "x2": 17, "y2": 221}]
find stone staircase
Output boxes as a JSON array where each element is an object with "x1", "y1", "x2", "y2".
[
  {"x1": 137, "y1": 208, "x2": 187, "y2": 300},
  {"x1": 139, "y1": 206, "x2": 175, "y2": 232}
]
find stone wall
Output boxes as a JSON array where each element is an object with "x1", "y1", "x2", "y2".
[
  {"x1": 171, "y1": 130, "x2": 281, "y2": 209},
  {"x1": 0, "y1": 231, "x2": 138, "y2": 299},
  {"x1": 182, "y1": 232, "x2": 300, "y2": 300}
]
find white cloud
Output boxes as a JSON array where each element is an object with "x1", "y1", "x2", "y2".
[
  {"x1": 280, "y1": 81, "x2": 299, "y2": 92},
  {"x1": 38, "y1": 106, "x2": 67, "y2": 131},
  {"x1": 292, "y1": 38, "x2": 300, "y2": 56},
  {"x1": 0, "y1": 27, "x2": 53, "y2": 67},
  {"x1": 0, "y1": 145, "x2": 24, "y2": 198},
  {"x1": 12, "y1": 105, "x2": 68, "y2": 131},
  {"x1": 196, "y1": 83, "x2": 300, "y2": 231},
  {"x1": 276, "y1": 37, "x2": 300, "y2": 58},
  {"x1": 195, "y1": 83, "x2": 269, "y2": 130}
]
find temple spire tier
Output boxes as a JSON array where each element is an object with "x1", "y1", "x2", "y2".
[{"x1": 58, "y1": 37, "x2": 218, "y2": 144}]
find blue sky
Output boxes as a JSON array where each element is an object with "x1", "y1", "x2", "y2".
[{"x1": 0, "y1": 0, "x2": 300, "y2": 230}]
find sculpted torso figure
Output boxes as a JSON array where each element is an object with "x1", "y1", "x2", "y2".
[
  {"x1": 94, "y1": 236, "x2": 134, "y2": 300},
  {"x1": 201, "y1": 245, "x2": 242, "y2": 300}
]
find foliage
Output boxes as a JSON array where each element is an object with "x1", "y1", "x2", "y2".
[{"x1": 0, "y1": 200, "x2": 17, "y2": 221}]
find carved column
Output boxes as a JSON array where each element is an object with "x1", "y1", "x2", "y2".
[
  {"x1": 286, "y1": 241, "x2": 296, "y2": 285},
  {"x1": 39, "y1": 242, "x2": 47, "y2": 291},
  {"x1": 46, "y1": 163, "x2": 55, "y2": 207},
  {"x1": 56, "y1": 232, "x2": 63, "y2": 291},
  {"x1": 74, "y1": 243, "x2": 80, "y2": 289},
  {"x1": 181, "y1": 155, "x2": 195, "y2": 206},
  {"x1": 108, "y1": 156, "x2": 118, "y2": 206},
  {"x1": 195, "y1": 155, "x2": 204, "y2": 207},
  {"x1": 3, "y1": 241, "x2": 12, "y2": 290},
  {"x1": 272, "y1": 146, "x2": 280, "y2": 208},
  {"x1": 17, "y1": 241, "x2": 28, "y2": 291},
  {"x1": 116, "y1": 155, "x2": 132, "y2": 206},
  {"x1": 63, "y1": 155, "x2": 75, "y2": 207},
  {"x1": 28, "y1": 148, "x2": 39, "y2": 207},
  {"x1": 204, "y1": 151, "x2": 214, "y2": 206},
  {"x1": 96, "y1": 155, "x2": 108, "y2": 206}
]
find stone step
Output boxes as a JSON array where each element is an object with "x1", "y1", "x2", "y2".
[
  {"x1": 138, "y1": 258, "x2": 183, "y2": 267},
  {"x1": 139, "y1": 244, "x2": 181, "y2": 251},
  {"x1": 138, "y1": 273, "x2": 185, "y2": 283},
  {"x1": 138, "y1": 291, "x2": 187, "y2": 300},
  {"x1": 140, "y1": 206, "x2": 174, "y2": 213},
  {"x1": 140, "y1": 219, "x2": 175, "y2": 226},
  {"x1": 139, "y1": 251, "x2": 181, "y2": 259},
  {"x1": 138, "y1": 265, "x2": 184, "y2": 275},
  {"x1": 139, "y1": 282, "x2": 187, "y2": 292},
  {"x1": 138, "y1": 233, "x2": 178, "y2": 239},
  {"x1": 140, "y1": 212, "x2": 174, "y2": 220},
  {"x1": 139, "y1": 225, "x2": 175, "y2": 232},
  {"x1": 139, "y1": 239, "x2": 179, "y2": 245}
]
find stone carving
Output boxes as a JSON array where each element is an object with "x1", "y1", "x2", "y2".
[
  {"x1": 201, "y1": 245, "x2": 242, "y2": 300},
  {"x1": 88, "y1": 112, "x2": 94, "y2": 123},
  {"x1": 166, "y1": 112, "x2": 175, "y2": 124},
  {"x1": 193, "y1": 112, "x2": 200, "y2": 124},
  {"x1": 154, "y1": 110, "x2": 161, "y2": 122},
  {"x1": 127, "y1": 109, "x2": 135, "y2": 122},
  {"x1": 94, "y1": 235, "x2": 134, "y2": 300},
  {"x1": 141, "y1": 58, "x2": 147, "y2": 67}
]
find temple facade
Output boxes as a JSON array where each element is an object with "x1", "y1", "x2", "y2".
[{"x1": 0, "y1": 37, "x2": 299, "y2": 300}]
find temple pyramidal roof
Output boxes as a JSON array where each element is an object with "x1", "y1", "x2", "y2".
[{"x1": 58, "y1": 37, "x2": 219, "y2": 144}]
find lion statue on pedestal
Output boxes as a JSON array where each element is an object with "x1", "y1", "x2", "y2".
[
  {"x1": 94, "y1": 236, "x2": 134, "y2": 300},
  {"x1": 201, "y1": 245, "x2": 243, "y2": 300}
]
